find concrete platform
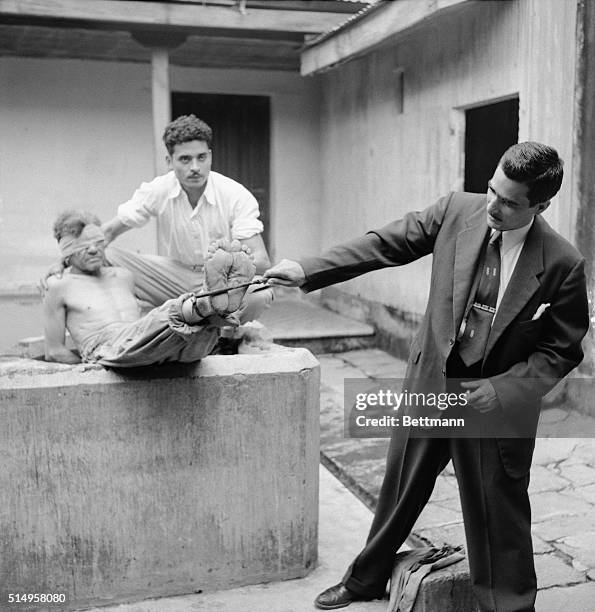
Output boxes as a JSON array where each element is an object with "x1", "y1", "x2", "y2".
[
  {"x1": 261, "y1": 297, "x2": 375, "y2": 354},
  {"x1": 0, "y1": 351, "x2": 320, "y2": 610},
  {"x1": 83, "y1": 466, "x2": 388, "y2": 612}
]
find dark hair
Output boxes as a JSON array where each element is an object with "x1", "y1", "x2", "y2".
[
  {"x1": 499, "y1": 142, "x2": 564, "y2": 205},
  {"x1": 53, "y1": 210, "x2": 101, "y2": 242},
  {"x1": 162, "y1": 114, "x2": 213, "y2": 154}
]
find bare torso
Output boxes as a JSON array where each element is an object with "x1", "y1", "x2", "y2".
[{"x1": 58, "y1": 267, "x2": 140, "y2": 348}]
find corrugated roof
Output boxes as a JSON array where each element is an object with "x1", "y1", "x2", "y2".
[{"x1": 303, "y1": 0, "x2": 383, "y2": 48}]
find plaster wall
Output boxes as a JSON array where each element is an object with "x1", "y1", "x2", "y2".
[
  {"x1": 0, "y1": 58, "x2": 321, "y2": 287},
  {"x1": 318, "y1": 0, "x2": 579, "y2": 316},
  {"x1": 0, "y1": 58, "x2": 154, "y2": 285}
]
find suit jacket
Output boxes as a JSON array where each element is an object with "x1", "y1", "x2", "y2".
[{"x1": 300, "y1": 192, "x2": 589, "y2": 476}]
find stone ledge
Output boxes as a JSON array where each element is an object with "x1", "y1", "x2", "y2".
[
  {"x1": 398, "y1": 557, "x2": 477, "y2": 612},
  {"x1": 0, "y1": 349, "x2": 318, "y2": 386}
]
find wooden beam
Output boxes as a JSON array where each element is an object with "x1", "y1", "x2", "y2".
[
  {"x1": 301, "y1": 0, "x2": 474, "y2": 75},
  {"x1": 0, "y1": 24, "x2": 302, "y2": 70},
  {"x1": 0, "y1": 0, "x2": 348, "y2": 34}
]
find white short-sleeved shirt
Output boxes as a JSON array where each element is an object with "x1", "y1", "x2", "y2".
[{"x1": 117, "y1": 170, "x2": 264, "y2": 266}]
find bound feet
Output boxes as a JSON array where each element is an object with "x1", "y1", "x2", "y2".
[
  {"x1": 314, "y1": 584, "x2": 373, "y2": 610},
  {"x1": 204, "y1": 239, "x2": 256, "y2": 314},
  {"x1": 182, "y1": 239, "x2": 256, "y2": 325}
]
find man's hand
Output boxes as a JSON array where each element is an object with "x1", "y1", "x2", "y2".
[
  {"x1": 101, "y1": 217, "x2": 130, "y2": 245},
  {"x1": 263, "y1": 259, "x2": 306, "y2": 287},
  {"x1": 38, "y1": 261, "x2": 66, "y2": 295},
  {"x1": 460, "y1": 379, "x2": 501, "y2": 413}
]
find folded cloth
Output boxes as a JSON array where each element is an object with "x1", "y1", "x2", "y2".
[{"x1": 388, "y1": 546, "x2": 465, "y2": 612}]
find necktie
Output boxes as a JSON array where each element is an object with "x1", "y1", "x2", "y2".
[{"x1": 458, "y1": 231, "x2": 502, "y2": 366}]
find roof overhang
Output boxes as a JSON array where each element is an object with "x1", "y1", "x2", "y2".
[
  {"x1": 0, "y1": 0, "x2": 370, "y2": 71},
  {"x1": 0, "y1": 0, "x2": 359, "y2": 40},
  {"x1": 301, "y1": 0, "x2": 476, "y2": 75}
]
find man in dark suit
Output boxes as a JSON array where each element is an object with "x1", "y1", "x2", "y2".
[{"x1": 263, "y1": 142, "x2": 589, "y2": 612}]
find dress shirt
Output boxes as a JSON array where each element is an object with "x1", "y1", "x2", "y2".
[
  {"x1": 117, "y1": 170, "x2": 264, "y2": 267},
  {"x1": 494, "y1": 219, "x2": 534, "y2": 312}
]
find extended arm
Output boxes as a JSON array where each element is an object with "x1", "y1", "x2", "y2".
[
  {"x1": 264, "y1": 196, "x2": 450, "y2": 290},
  {"x1": 43, "y1": 281, "x2": 81, "y2": 364},
  {"x1": 299, "y1": 196, "x2": 449, "y2": 292},
  {"x1": 106, "y1": 176, "x2": 165, "y2": 243},
  {"x1": 102, "y1": 216, "x2": 132, "y2": 245}
]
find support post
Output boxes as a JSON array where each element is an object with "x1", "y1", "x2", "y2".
[
  {"x1": 151, "y1": 48, "x2": 171, "y2": 177},
  {"x1": 132, "y1": 31, "x2": 187, "y2": 256},
  {"x1": 575, "y1": 0, "x2": 595, "y2": 371},
  {"x1": 151, "y1": 48, "x2": 170, "y2": 254}
]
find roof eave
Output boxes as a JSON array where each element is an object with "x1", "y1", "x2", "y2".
[{"x1": 300, "y1": 0, "x2": 475, "y2": 76}]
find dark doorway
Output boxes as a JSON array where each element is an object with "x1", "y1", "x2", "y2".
[
  {"x1": 171, "y1": 92, "x2": 271, "y2": 247},
  {"x1": 464, "y1": 98, "x2": 519, "y2": 193}
]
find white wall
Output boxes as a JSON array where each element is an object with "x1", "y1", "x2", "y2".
[
  {"x1": 317, "y1": 0, "x2": 579, "y2": 315},
  {"x1": 0, "y1": 58, "x2": 155, "y2": 285},
  {"x1": 0, "y1": 58, "x2": 322, "y2": 286}
]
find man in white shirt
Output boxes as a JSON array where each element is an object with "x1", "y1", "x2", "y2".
[
  {"x1": 264, "y1": 142, "x2": 589, "y2": 611},
  {"x1": 100, "y1": 114, "x2": 273, "y2": 323}
]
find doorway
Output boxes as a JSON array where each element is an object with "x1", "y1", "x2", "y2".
[
  {"x1": 171, "y1": 92, "x2": 271, "y2": 247},
  {"x1": 464, "y1": 97, "x2": 519, "y2": 193}
]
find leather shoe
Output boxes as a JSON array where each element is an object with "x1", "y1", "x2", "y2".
[{"x1": 314, "y1": 583, "x2": 368, "y2": 609}]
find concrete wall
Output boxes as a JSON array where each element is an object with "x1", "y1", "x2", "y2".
[
  {"x1": 0, "y1": 58, "x2": 321, "y2": 287},
  {"x1": 316, "y1": 0, "x2": 580, "y2": 317},
  {"x1": 0, "y1": 349, "x2": 320, "y2": 610}
]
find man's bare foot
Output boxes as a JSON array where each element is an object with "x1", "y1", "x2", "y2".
[
  {"x1": 181, "y1": 240, "x2": 256, "y2": 325},
  {"x1": 203, "y1": 239, "x2": 256, "y2": 315},
  {"x1": 227, "y1": 240, "x2": 257, "y2": 312},
  {"x1": 204, "y1": 239, "x2": 235, "y2": 312}
]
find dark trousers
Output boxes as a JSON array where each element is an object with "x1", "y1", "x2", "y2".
[{"x1": 342, "y1": 351, "x2": 537, "y2": 612}]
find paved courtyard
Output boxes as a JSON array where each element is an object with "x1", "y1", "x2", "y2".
[{"x1": 318, "y1": 348, "x2": 595, "y2": 611}]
